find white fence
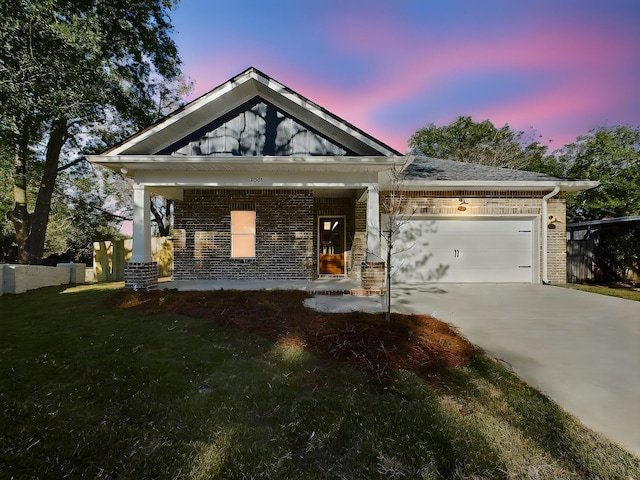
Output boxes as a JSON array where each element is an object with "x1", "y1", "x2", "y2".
[{"x1": 0, "y1": 263, "x2": 86, "y2": 296}]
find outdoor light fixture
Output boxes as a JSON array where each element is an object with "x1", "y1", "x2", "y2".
[
  {"x1": 120, "y1": 167, "x2": 128, "y2": 175},
  {"x1": 548, "y1": 215, "x2": 560, "y2": 230}
]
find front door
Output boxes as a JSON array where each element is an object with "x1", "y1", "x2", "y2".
[{"x1": 319, "y1": 217, "x2": 345, "y2": 275}]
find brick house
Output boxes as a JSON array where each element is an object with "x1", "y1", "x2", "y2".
[{"x1": 88, "y1": 67, "x2": 598, "y2": 290}]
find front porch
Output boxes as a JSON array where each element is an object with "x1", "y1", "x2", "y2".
[{"x1": 123, "y1": 183, "x2": 389, "y2": 291}]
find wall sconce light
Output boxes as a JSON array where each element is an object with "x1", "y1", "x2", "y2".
[
  {"x1": 458, "y1": 198, "x2": 468, "y2": 212},
  {"x1": 120, "y1": 167, "x2": 128, "y2": 175},
  {"x1": 547, "y1": 214, "x2": 561, "y2": 229}
]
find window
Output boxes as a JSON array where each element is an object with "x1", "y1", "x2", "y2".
[{"x1": 231, "y1": 211, "x2": 256, "y2": 258}]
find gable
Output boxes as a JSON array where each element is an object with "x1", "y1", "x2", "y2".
[
  {"x1": 158, "y1": 97, "x2": 354, "y2": 156},
  {"x1": 106, "y1": 67, "x2": 400, "y2": 157}
]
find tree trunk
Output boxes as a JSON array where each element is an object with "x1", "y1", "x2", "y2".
[
  {"x1": 166, "y1": 199, "x2": 173, "y2": 235},
  {"x1": 23, "y1": 117, "x2": 68, "y2": 264},
  {"x1": 9, "y1": 139, "x2": 31, "y2": 264},
  {"x1": 150, "y1": 197, "x2": 173, "y2": 236}
]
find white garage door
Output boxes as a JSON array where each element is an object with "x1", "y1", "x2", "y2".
[{"x1": 391, "y1": 218, "x2": 536, "y2": 283}]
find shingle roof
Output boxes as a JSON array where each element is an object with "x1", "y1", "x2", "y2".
[{"x1": 402, "y1": 156, "x2": 566, "y2": 182}]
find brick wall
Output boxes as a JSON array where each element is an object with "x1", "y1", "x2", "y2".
[
  {"x1": 124, "y1": 262, "x2": 159, "y2": 290},
  {"x1": 384, "y1": 190, "x2": 546, "y2": 216},
  {"x1": 172, "y1": 188, "x2": 568, "y2": 284},
  {"x1": 174, "y1": 189, "x2": 315, "y2": 280},
  {"x1": 546, "y1": 196, "x2": 567, "y2": 283},
  {"x1": 361, "y1": 261, "x2": 385, "y2": 292},
  {"x1": 350, "y1": 201, "x2": 368, "y2": 280}
]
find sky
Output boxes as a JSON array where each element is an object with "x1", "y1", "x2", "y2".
[{"x1": 169, "y1": 0, "x2": 640, "y2": 154}]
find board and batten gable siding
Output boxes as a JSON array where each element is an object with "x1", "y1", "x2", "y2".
[
  {"x1": 160, "y1": 98, "x2": 353, "y2": 157},
  {"x1": 173, "y1": 189, "x2": 315, "y2": 280},
  {"x1": 380, "y1": 191, "x2": 567, "y2": 284}
]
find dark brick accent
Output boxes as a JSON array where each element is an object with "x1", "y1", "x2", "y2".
[
  {"x1": 124, "y1": 262, "x2": 159, "y2": 290},
  {"x1": 361, "y1": 261, "x2": 386, "y2": 291}
]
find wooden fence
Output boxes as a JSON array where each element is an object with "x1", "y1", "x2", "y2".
[
  {"x1": 93, "y1": 237, "x2": 173, "y2": 282},
  {"x1": 566, "y1": 234, "x2": 595, "y2": 283},
  {"x1": 567, "y1": 217, "x2": 640, "y2": 284}
]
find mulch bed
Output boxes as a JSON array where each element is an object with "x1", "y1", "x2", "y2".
[{"x1": 109, "y1": 289, "x2": 480, "y2": 382}]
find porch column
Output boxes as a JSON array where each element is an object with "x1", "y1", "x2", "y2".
[
  {"x1": 366, "y1": 184, "x2": 380, "y2": 260},
  {"x1": 131, "y1": 183, "x2": 152, "y2": 263},
  {"x1": 124, "y1": 183, "x2": 158, "y2": 290}
]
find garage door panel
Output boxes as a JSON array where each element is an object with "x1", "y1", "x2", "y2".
[{"x1": 392, "y1": 219, "x2": 535, "y2": 283}]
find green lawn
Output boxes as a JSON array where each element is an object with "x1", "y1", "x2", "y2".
[
  {"x1": 1, "y1": 284, "x2": 638, "y2": 479},
  {"x1": 560, "y1": 283, "x2": 640, "y2": 301}
]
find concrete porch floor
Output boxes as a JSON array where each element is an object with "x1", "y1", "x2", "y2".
[{"x1": 159, "y1": 277, "x2": 365, "y2": 294}]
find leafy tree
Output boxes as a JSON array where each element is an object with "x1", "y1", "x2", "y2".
[
  {"x1": 409, "y1": 116, "x2": 548, "y2": 169},
  {"x1": 0, "y1": 143, "x2": 19, "y2": 262},
  {"x1": 0, "y1": 0, "x2": 185, "y2": 264},
  {"x1": 49, "y1": 164, "x2": 133, "y2": 262},
  {"x1": 558, "y1": 126, "x2": 640, "y2": 221},
  {"x1": 558, "y1": 127, "x2": 640, "y2": 284}
]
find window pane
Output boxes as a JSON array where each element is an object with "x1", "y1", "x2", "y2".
[
  {"x1": 231, "y1": 211, "x2": 256, "y2": 234},
  {"x1": 232, "y1": 234, "x2": 255, "y2": 258}
]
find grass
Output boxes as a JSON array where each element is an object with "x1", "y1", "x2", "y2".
[
  {"x1": 1, "y1": 284, "x2": 638, "y2": 479},
  {"x1": 560, "y1": 283, "x2": 640, "y2": 301}
]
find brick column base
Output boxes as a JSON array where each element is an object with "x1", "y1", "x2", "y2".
[
  {"x1": 361, "y1": 261, "x2": 386, "y2": 293},
  {"x1": 124, "y1": 262, "x2": 159, "y2": 290}
]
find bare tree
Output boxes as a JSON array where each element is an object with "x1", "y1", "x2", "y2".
[
  {"x1": 377, "y1": 159, "x2": 417, "y2": 323},
  {"x1": 150, "y1": 195, "x2": 173, "y2": 237}
]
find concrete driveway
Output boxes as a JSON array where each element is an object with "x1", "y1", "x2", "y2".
[
  {"x1": 307, "y1": 283, "x2": 640, "y2": 454},
  {"x1": 390, "y1": 284, "x2": 640, "y2": 456}
]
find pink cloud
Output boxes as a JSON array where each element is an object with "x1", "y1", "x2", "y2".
[
  {"x1": 319, "y1": 20, "x2": 637, "y2": 148},
  {"x1": 323, "y1": 8, "x2": 635, "y2": 105},
  {"x1": 178, "y1": 9, "x2": 638, "y2": 154},
  {"x1": 474, "y1": 77, "x2": 635, "y2": 147}
]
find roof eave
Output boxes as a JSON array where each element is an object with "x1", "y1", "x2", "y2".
[
  {"x1": 394, "y1": 180, "x2": 600, "y2": 192},
  {"x1": 86, "y1": 154, "x2": 400, "y2": 177}
]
